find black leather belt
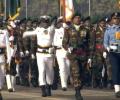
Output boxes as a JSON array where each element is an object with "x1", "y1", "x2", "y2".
[
  {"x1": 37, "y1": 45, "x2": 52, "y2": 49},
  {"x1": 0, "y1": 48, "x2": 5, "y2": 54},
  {"x1": 56, "y1": 47, "x2": 62, "y2": 50}
]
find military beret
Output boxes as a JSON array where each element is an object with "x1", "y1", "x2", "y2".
[
  {"x1": 72, "y1": 12, "x2": 81, "y2": 19},
  {"x1": 40, "y1": 15, "x2": 51, "y2": 20},
  {"x1": 111, "y1": 12, "x2": 120, "y2": 19},
  {"x1": 84, "y1": 16, "x2": 91, "y2": 22}
]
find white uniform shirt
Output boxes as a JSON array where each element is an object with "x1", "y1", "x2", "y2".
[
  {"x1": 35, "y1": 27, "x2": 54, "y2": 47},
  {"x1": 23, "y1": 25, "x2": 55, "y2": 57},
  {"x1": 53, "y1": 27, "x2": 64, "y2": 47},
  {"x1": 53, "y1": 27, "x2": 68, "y2": 58},
  {"x1": 0, "y1": 30, "x2": 6, "y2": 63}
]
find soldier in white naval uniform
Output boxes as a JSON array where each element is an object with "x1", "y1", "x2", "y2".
[
  {"x1": 0, "y1": 29, "x2": 6, "y2": 91},
  {"x1": 5, "y1": 21, "x2": 17, "y2": 92},
  {"x1": 0, "y1": 26, "x2": 16, "y2": 92},
  {"x1": 23, "y1": 16, "x2": 55, "y2": 97},
  {"x1": 53, "y1": 17, "x2": 70, "y2": 91}
]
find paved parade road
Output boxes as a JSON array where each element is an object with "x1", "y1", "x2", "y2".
[{"x1": 1, "y1": 86, "x2": 120, "y2": 100}]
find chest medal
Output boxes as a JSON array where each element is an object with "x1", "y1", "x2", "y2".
[{"x1": 44, "y1": 30, "x2": 48, "y2": 35}]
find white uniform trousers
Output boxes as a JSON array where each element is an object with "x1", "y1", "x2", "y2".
[
  {"x1": 36, "y1": 53, "x2": 54, "y2": 86},
  {"x1": 56, "y1": 49, "x2": 70, "y2": 88},
  {"x1": 0, "y1": 63, "x2": 5, "y2": 90},
  {"x1": 6, "y1": 74, "x2": 16, "y2": 91}
]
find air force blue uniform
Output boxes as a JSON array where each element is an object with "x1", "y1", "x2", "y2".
[{"x1": 104, "y1": 24, "x2": 120, "y2": 85}]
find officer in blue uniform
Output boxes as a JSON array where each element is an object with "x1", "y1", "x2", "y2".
[{"x1": 104, "y1": 12, "x2": 120, "y2": 98}]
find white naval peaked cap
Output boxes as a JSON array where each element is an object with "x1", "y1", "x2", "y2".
[
  {"x1": 58, "y1": 16, "x2": 63, "y2": 20},
  {"x1": 40, "y1": 15, "x2": 51, "y2": 20}
]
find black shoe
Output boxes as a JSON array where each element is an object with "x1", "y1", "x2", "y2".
[
  {"x1": 32, "y1": 83, "x2": 38, "y2": 87},
  {"x1": 62, "y1": 87, "x2": 67, "y2": 91},
  {"x1": 0, "y1": 93, "x2": 3, "y2": 100},
  {"x1": 16, "y1": 77, "x2": 20, "y2": 85},
  {"x1": 75, "y1": 93, "x2": 83, "y2": 100},
  {"x1": 8, "y1": 88, "x2": 13, "y2": 92},
  {"x1": 41, "y1": 85, "x2": 47, "y2": 97},
  {"x1": 46, "y1": 85, "x2": 52, "y2": 96},
  {"x1": 115, "y1": 91, "x2": 120, "y2": 98},
  {"x1": 75, "y1": 87, "x2": 83, "y2": 100},
  {"x1": 52, "y1": 84, "x2": 58, "y2": 90}
]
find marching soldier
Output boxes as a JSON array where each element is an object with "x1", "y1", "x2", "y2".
[
  {"x1": 23, "y1": 16, "x2": 55, "y2": 97},
  {"x1": 0, "y1": 21, "x2": 6, "y2": 100},
  {"x1": 53, "y1": 16, "x2": 70, "y2": 91},
  {"x1": 104, "y1": 12, "x2": 120, "y2": 98},
  {"x1": 0, "y1": 19, "x2": 17, "y2": 97},
  {"x1": 0, "y1": 21, "x2": 6, "y2": 91},
  {"x1": 63, "y1": 13, "x2": 90, "y2": 100},
  {"x1": 16, "y1": 19, "x2": 26, "y2": 85},
  {"x1": 83, "y1": 17, "x2": 93, "y2": 87},
  {"x1": 5, "y1": 20, "x2": 18, "y2": 92},
  {"x1": 89, "y1": 18, "x2": 107, "y2": 88},
  {"x1": 104, "y1": 16, "x2": 113, "y2": 89},
  {"x1": 22, "y1": 18, "x2": 33, "y2": 86}
]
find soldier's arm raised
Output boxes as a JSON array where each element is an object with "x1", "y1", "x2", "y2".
[{"x1": 23, "y1": 31, "x2": 36, "y2": 38}]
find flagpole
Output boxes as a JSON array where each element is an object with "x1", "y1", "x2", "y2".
[
  {"x1": 4, "y1": 0, "x2": 6, "y2": 20},
  {"x1": 26, "y1": 0, "x2": 28, "y2": 19},
  {"x1": 60, "y1": 0, "x2": 61, "y2": 16},
  {"x1": 63, "y1": 0, "x2": 66, "y2": 22},
  {"x1": 89, "y1": 0, "x2": 91, "y2": 16}
]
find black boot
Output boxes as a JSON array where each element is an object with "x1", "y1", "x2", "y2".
[
  {"x1": 46, "y1": 85, "x2": 52, "y2": 96},
  {"x1": 75, "y1": 87, "x2": 83, "y2": 100},
  {"x1": 0, "y1": 93, "x2": 3, "y2": 100},
  {"x1": 16, "y1": 76, "x2": 20, "y2": 85},
  {"x1": 41, "y1": 85, "x2": 47, "y2": 97}
]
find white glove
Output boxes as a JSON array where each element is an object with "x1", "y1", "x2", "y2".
[
  {"x1": 25, "y1": 50, "x2": 29, "y2": 55},
  {"x1": 63, "y1": 23, "x2": 69, "y2": 28},
  {"x1": 87, "y1": 58, "x2": 92, "y2": 67},
  {"x1": 7, "y1": 58, "x2": 11, "y2": 65},
  {"x1": 31, "y1": 54, "x2": 35, "y2": 59},
  {"x1": 103, "y1": 52, "x2": 107, "y2": 59},
  {"x1": 9, "y1": 36, "x2": 14, "y2": 41},
  {"x1": 68, "y1": 47, "x2": 73, "y2": 53},
  {"x1": 20, "y1": 52, "x2": 24, "y2": 57},
  {"x1": 106, "y1": 47, "x2": 110, "y2": 52}
]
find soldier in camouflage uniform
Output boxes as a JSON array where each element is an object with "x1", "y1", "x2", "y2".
[
  {"x1": 30, "y1": 19, "x2": 38, "y2": 87},
  {"x1": 20, "y1": 19, "x2": 31, "y2": 86},
  {"x1": 17, "y1": 19, "x2": 27, "y2": 86},
  {"x1": 63, "y1": 13, "x2": 89, "y2": 100},
  {"x1": 90, "y1": 19, "x2": 107, "y2": 88},
  {"x1": 22, "y1": 18, "x2": 38, "y2": 87},
  {"x1": 83, "y1": 17, "x2": 93, "y2": 87}
]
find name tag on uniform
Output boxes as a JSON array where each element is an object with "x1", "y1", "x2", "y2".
[{"x1": 115, "y1": 31, "x2": 120, "y2": 40}]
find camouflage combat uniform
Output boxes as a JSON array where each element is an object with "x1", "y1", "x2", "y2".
[
  {"x1": 63, "y1": 25, "x2": 89, "y2": 88},
  {"x1": 91, "y1": 25, "x2": 106, "y2": 88}
]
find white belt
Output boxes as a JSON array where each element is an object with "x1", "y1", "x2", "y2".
[
  {"x1": 109, "y1": 45, "x2": 117, "y2": 50},
  {"x1": 37, "y1": 48, "x2": 49, "y2": 53},
  {"x1": 109, "y1": 43, "x2": 120, "y2": 53}
]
